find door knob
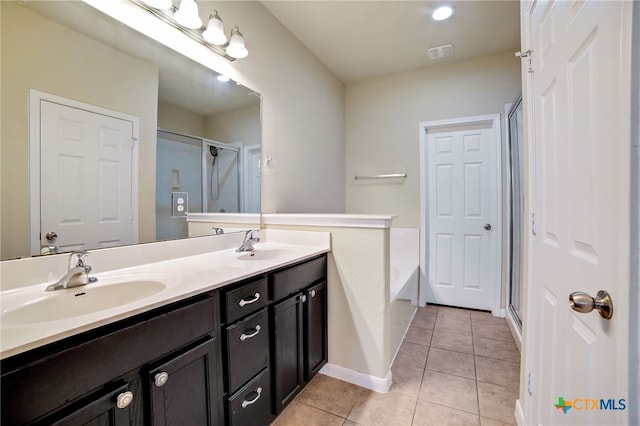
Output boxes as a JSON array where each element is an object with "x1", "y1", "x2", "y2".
[
  {"x1": 569, "y1": 290, "x2": 613, "y2": 320},
  {"x1": 116, "y1": 391, "x2": 134, "y2": 409},
  {"x1": 46, "y1": 231, "x2": 58, "y2": 241},
  {"x1": 484, "y1": 223, "x2": 492, "y2": 231},
  {"x1": 154, "y1": 372, "x2": 169, "y2": 387}
]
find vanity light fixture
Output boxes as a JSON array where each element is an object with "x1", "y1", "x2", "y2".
[
  {"x1": 130, "y1": 0, "x2": 248, "y2": 61},
  {"x1": 174, "y1": 0, "x2": 202, "y2": 29},
  {"x1": 225, "y1": 27, "x2": 248, "y2": 59},
  {"x1": 203, "y1": 11, "x2": 227, "y2": 45},
  {"x1": 432, "y1": 5, "x2": 455, "y2": 21}
]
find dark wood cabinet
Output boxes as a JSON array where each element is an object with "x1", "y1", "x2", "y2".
[
  {"x1": 304, "y1": 281, "x2": 327, "y2": 381},
  {"x1": 147, "y1": 337, "x2": 222, "y2": 425},
  {"x1": 1, "y1": 294, "x2": 221, "y2": 426},
  {"x1": 272, "y1": 293, "x2": 305, "y2": 414}
]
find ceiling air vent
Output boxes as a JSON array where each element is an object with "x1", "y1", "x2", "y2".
[{"x1": 427, "y1": 44, "x2": 455, "y2": 60}]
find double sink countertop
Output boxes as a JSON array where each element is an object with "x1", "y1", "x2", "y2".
[{"x1": 0, "y1": 230, "x2": 330, "y2": 359}]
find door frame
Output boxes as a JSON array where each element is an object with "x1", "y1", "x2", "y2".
[
  {"x1": 28, "y1": 89, "x2": 140, "y2": 256},
  {"x1": 418, "y1": 113, "x2": 503, "y2": 316}
]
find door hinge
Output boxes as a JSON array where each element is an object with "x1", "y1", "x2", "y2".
[
  {"x1": 516, "y1": 50, "x2": 534, "y2": 73},
  {"x1": 527, "y1": 372, "x2": 533, "y2": 396},
  {"x1": 531, "y1": 212, "x2": 537, "y2": 236}
]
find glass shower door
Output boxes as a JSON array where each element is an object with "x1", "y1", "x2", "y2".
[{"x1": 508, "y1": 96, "x2": 524, "y2": 328}]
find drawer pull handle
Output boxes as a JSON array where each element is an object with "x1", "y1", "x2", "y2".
[
  {"x1": 154, "y1": 372, "x2": 169, "y2": 387},
  {"x1": 240, "y1": 325, "x2": 261, "y2": 341},
  {"x1": 310, "y1": 289, "x2": 316, "y2": 298},
  {"x1": 241, "y1": 387, "x2": 263, "y2": 408},
  {"x1": 238, "y1": 293, "x2": 260, "y2": 307},
  {"x1": 116, "y1": 391, "x2": 134, "y2": 409}
]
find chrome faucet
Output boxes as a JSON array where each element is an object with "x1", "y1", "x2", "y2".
[
  {"x1": 46, "y1": 250, "x2": 98, "y2": 291},
  {"x1": 236, "y1": 230, "x2": 260, "y2": 252}
]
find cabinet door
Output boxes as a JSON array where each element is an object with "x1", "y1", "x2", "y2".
[
  {"x1": 44, "y1": 383, "x2": 134, "y2": 426},
  {"x1": 272, "y1": 293, "x2": 304, "y2": 414},
  {"x1": 147, "y1": 338, "x2": 222, "y2": 425},
  {"x1": 304, "y1": 281, "x2": 327, "y2": 381}
]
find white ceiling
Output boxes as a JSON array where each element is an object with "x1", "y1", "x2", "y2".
[{"x1": 261, "y1": 1, "x2": 521, "y2": 83}]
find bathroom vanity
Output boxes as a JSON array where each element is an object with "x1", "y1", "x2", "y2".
[{"x1": 0, "y1": 246, "x2": 328, "y2": 425}]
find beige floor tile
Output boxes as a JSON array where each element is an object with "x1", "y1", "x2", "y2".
[
  {"x1": 404, "y1": 326, "x2": 433, "y2": 346},
  {"x1": 431, "y1": 332, "x2": 474, "y2": 354},
  {"x1": 419, "y1": 370, "x2": 478, "y2": 414},
  {"x1": 395, "y1": 342, "x2": 430, "y2": 369},
  {"x1": 470, "y1": 311, "x2": 508, "y2": 327},
  {"x1": 480, "y1": 417, "x2": 515, "y2": 426},
  {"x1": 472, "y1": 323, "x2": 514, "y2": 342},
  {"x1": 417, "y1": 305, "x2": 439, "y2": 317},
  {"x1": 296, "y1": 374, "x2": 364, "y2": 417},
  {"x1": 390, "y1": 363, "x2": 425, "y2": 397},
  {"x1": 342, "y1": 421, "x2": 360, "y2": 426},
  {"x1": 347, "y1": 389, "x2": 417, "y2": 426},
  {"x1": 436, "y1": 307, "x2": 472, "y2": 322},
  {"x1": 435, "y1": 318, "x2": 472, "y2": 336},
  {"x1": 412, "y1": 314, "x2": 437, "y2": 330},
  {"x1": 426, "y1": 347, "x2": 475, "y2": 379},
  {"x1": 413, "y1": 400, "x2": 480, "y2": 425},
  {"x1": 272, "y1": 401, "x2": 345, "y2": 426},
  {"x1": 477, "y1": 382, "x2": 518, "y2": 425},
  {"x1": 473, "y1": 337, "x2": 520, "y2": 364},
  {"x1": 475, "y1": 356, "x2": 520, "y2": 391}
]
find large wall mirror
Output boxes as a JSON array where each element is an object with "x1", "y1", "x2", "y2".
[{"x1": 0, "y1": 1, "x2": 261, "y2": 260}]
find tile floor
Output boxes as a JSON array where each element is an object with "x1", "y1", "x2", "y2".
[{"x1": 272, "y1": 305, "x2": 520, "y2": 426}]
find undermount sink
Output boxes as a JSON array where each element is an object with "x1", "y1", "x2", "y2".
[{"x1": 2, "y1": 274, "x2": 175, "y2": 327}]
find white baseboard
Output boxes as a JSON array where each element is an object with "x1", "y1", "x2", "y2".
[
  {"x1": 319, "y1": 363, "x2": 392, "y2": 393},
  {"x1": 515, "y1": 399, "x2": 525, "y2": 426}
]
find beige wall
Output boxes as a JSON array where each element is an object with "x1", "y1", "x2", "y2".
[
  {"x1": 206, "y1": 104, "x2": 261, "y2": 148},
  {"x1": 265, "y1": 224, "x2": 392, "y2": 379},
  {"x1": 345, "y1": 52, "x2": 522, "y2": 227},
  {"x1": 0, "y1": 2, "x2": 159, "y2": 259},
  {"x1": 218, "y1": 1, "x2": 345, "y2": 214},
  {"x1": 158, "y1": 101, "x2": 206, "y2": 137}
]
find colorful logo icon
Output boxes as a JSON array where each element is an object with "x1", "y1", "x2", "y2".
[{"x1": 555, "y1": 396, "x2": 572, "y2": 414}]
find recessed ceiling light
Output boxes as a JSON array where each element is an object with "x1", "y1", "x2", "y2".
[
  {"x1": 217, "y1": 75, "x2": 230, "y2": 82},
  {"x1": 432, "y1": 6, "x2": 455, "y2": 21}
]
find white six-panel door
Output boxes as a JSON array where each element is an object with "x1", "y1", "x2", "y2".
[
  {"x1": 40, "y1": 100, "x2": 136, "y2": 252},
  {"x1": 525, "y1": 0, "x2": 632, "y2": 424},
  {"x1": 422, "y1": 117, "x2": 501, "y2": 311}
]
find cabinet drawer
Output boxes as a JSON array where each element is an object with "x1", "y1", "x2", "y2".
[
  {"x1": 223, "y1": 276, "x2": 269, "y2": 323},
  {"x1": 271, "y1": 255, "x2": 327, "y2": 301},
  {"x1": 227, "y1": 368, "x2": 273, "y2": 426},
  {"x1": 225, "y1": 308, "x2": 269, "y2": 394}
]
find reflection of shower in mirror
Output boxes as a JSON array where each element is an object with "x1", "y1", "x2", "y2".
[{"x1": 156, "y1": 130, "x2": 241, "y2": 242}]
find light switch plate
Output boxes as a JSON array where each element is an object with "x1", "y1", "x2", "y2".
[{"x1": 171, "y1": 192, "x2": 188, "y2": 217}]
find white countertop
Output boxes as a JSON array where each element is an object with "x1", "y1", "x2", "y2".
[{"x1": 1, "y1": 237, "x2": 329, "y2": 359}]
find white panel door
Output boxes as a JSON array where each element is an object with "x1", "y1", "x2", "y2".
[
  {"x1": 243, "y1": 145, "x2": 261, "y2": 214},
  {"x1": 426, "y1": 122, "x2": 499, "y2": 310},
  {"x1": 526, "y1": 0, "x2": 632, "y2": 424},
  {"x1": 40, "y1": 101, "x2": 135, "y2": 252}
]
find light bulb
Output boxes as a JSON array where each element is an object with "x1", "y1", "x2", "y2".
[
  {"x1": 217, "y1": 75, "x2": 230, "y2": 82},
  {"x1": 203, "y1": 11, "x2": 227, "y2": 45},
  {"x1": 432, "y1": 6, "x2": 455, "y2": 21},
  {"x1": 225, "y1": 27, "x2": 248, "y2": 59},
  {"x1": 142, "y1": 0, "x2": 172, "y2": 9},
  {"x1": 174, "y1": 0, "x2": 202, "y2": 29}
]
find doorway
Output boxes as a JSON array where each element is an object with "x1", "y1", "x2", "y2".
[{"x1": 419, "y1": 114, "x2": 502, "y2": 314}]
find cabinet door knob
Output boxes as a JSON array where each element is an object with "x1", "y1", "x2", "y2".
[
  {"x1": 240, "y1": 325, "x2": 261, "y2": 341},
  {"x1": 116, "y1": 391, "x2": 134, "y2": 409},
  {"x1": 310, "y1": 290, "x2": 316, "y2": 298},
  {"x1": 241, "y1": 387, "x2": 263, "y2": 408},
  {"x1": 300, "y1": 295, "x2": 307, "y2": 303},
  {"x1": 154, "y1": 371, "x2": 169, "y2": 387},
  {"x1": 238, "y1": 292, "x2": 260, "y2": 307}
]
